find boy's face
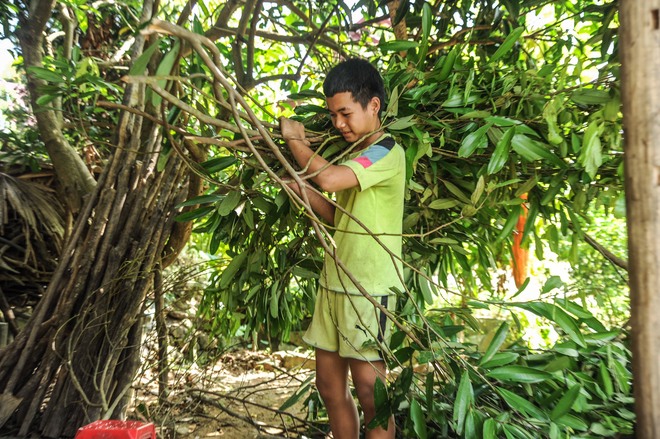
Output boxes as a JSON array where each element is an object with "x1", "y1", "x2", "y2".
[{"x1": 326, "y1": 92, "x2": 381, "y2": 146}]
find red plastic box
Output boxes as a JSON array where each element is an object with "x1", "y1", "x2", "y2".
[{"x1": 74, "y1": 420, "x2": 156, "y2": 439}]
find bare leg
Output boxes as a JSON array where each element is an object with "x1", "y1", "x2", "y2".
[
  {"x1": 349, "y1": 359, "x2": 395, "y2": 439},
  {"x1": 316, "y1": 348, "x2": 360, "y2": 438}
]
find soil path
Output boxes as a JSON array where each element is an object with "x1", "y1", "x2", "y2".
[{"x1": 130, "y1": 349, "x2": 321, "y2": 438}]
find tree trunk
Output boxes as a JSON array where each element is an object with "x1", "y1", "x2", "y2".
[
  {"x1": 0, "y1": 1, "x2": 205, "y2": 436},
  {"x1": 620, "y1": 1, "x2": 660, "y2": 437},
  {"x1": 15, "y1": 0, "x2": 96, "y2": 214}
]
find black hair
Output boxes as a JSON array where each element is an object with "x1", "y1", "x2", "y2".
[{"x1": 323, "y1": 58, "x2": 386, "y2": 116}]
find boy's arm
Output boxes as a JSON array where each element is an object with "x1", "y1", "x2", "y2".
[
  {"x1": 287, "y1": 182, "x2": 336, "y2": 226},
  {"x1": 280, "y1": 117, "x2": 359, "y2": 193}
]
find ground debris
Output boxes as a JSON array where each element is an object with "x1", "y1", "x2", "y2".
[{"x1": 130, "y1": 348, "x2": 324, "y2": 438}]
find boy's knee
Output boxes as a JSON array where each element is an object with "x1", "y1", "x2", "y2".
[
  {"x1": 353, "y1": 379, "x2": 376, "y2": 409},
  {"x1": 316, "y1": 375, "x2": 349, "y2": 402}
]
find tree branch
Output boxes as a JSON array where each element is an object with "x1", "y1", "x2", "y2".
[{"x1": 584, "y1": 232, "x2": 628, "y2": 271}]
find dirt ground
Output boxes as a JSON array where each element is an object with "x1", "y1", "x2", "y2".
[{"x1": 129, "y1": 349, "x2": 323, "y2": 439}]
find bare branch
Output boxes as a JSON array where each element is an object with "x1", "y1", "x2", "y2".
[{"x1": 584, "y1": 232, "x2": 628, "y2": 271}]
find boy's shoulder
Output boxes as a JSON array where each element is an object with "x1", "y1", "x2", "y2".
[
  {"x1": 349, "y1": 135, "x2": 402, "y2": 169},
  {"x1": 372, "y1": 135, "x2": 396, "y2": 150},
  {"x1": 363, "y1": 133, "x2": 398, "y2": 152}
]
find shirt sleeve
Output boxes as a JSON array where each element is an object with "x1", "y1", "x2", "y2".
[{"x1": 340, "y1": 138, "x2": 403, "y2": 191}]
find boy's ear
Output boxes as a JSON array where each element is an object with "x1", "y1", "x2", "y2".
[{"x1": 370, "y1": 97, "x2": 381, "y2": 115}]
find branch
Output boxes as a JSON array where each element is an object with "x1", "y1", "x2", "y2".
[{"x1": 584, "y1": 232, "x2": 628, "y2": 271}]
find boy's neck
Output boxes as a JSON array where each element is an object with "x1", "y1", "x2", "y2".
[{"x1": 356, "y1": 129, "x2": 385, "y2": 151}]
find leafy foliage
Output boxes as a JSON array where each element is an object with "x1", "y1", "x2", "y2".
[
  {"x1": 386, "y1": 303, "x2": 633, "y2": 438},
  {"x1": 136, "y1": 0, "x2": 628, "y2": 433},
  {"x1": 1, "y1": 0, "x2": 631, "y2": 436}
]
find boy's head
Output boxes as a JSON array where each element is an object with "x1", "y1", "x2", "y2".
[{"x1": 323, "y1": 58, "x2": 386, "y2": 117}]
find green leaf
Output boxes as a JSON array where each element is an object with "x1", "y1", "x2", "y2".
[
  {"x1": 612, "y1": 358, "x2": 631, "y2": 394},
  {"x1": 488, "y1": 126, "x2": 514, "y2": 174},
  {"x1": 443, "y1": 181, "x2": 471, "y2": 203},
  {"x1": 374, "y1": 376, "x2": 389, "y2": 408},
  {"x1": 174, "y1": 205, "x2": 213, "y2": 222},
  {"x1": 386, "y1": 85, "x2": 399, "y2": 117},
  {"x1": 541, "y1": 276, "x2": 563, "y2": 294},
  {"x1": 543, "y1": 98, "x2": 564, "y2": 145},
  {"x1": 464, "y1": 411, "x2": 478, "y2": 439},
  {"x1": 428, "y1": 199, "x2": 460, "y2": 210},
  {"x1": 242, "y1": 206, "x2": 254, "y2": 229},
  {"x1": 379, "y1": 40, "x2": 419, "y2": 52},
  {"x1": 511, "y1": 134, "x2": 564, "y2": 166},
  {"x1": 489, "y1": 27, "x2": 525, "y2": 63},
  {"x1": 203, "y1": 156, "x2": 235, "y2": 174},
  {"x1": 485, "y1": 116, "x2": 520, "y2": 127},
  {"x1": 555, "y1": 414, "x2": 589, "y2": 431},
  {"x1": 436, "y1": 45, "x2": 459, "y2": 81},
  {"x1": 487, "y1": 365, "x2": 553, "y2": 383},
  {"x1": 540, "y1": 179, "x2": 564, "y2": 205},
  {"x1": 550, "y1": 384, "x2": 581, "y2": 420},
  {"x1": 580, "y1": 121, "x2": 603, "y2": 178},
  {"x1": 503, "y1": 423, "x2": 535, "y2": 439},
  {"x1": 515, "y1": 302, "x2": 586, "y2": 347},
  {"x1": 470, "y1": 176, "x2": 485, "y2": 205},
  {"x1": 388, "y1": 115, "x2": 415, "y2": 131},
  {"x1": 571, "y1": 89, "x2": 611, "y2": 105},
  {"x1": 497, "y1": 387, "x2": 549, "y2": 421},
  {"x1": 458, "y1": 123, "x2": 491, "y2": 158},
  {"x1": 177, "y1": 194, "x2": 224, "y2": 207},
  {"x1": 598, "y1": 361, "x2": 614, "y2": 398},
  {"x1": 480, "y1": 322, "x2": 509, "y2": 365},
  {"x1": 270, "y1": 282, "x2": 280, "y2": 318},
  {"x1": 288, "y1": 89, "x2": 325, "y2": 100},
  {"x1": 27, "y1": 66, "x2": 65, "y2": 83},
  {"x1": 496, "y1": 206, "x2": 522, "y2": 242},
  {"x1": 554, "y1": 299, "x2": 593, "y2": 319},
  {"x1": 36, "y1": 94, "x2": 59, "y2": 106},
  {"x1": 453, "y1": 371, "x2": 473, "y2": 435},
  {"x1": 418, "y1": 273, "x2": 436, "y2": 305},
  {"x1": 480, "y1": 352, "x2": 519, "y2": 368},
  {"x1": 152, "y1": 41, "x2": 180, "y2": 106},
  {"x1": 219, "y1": 251, "x2": 248, "y2": 289},
  {"x1": 417, "y1": 3, "x2": 432, "y2": 67},
  {"x1": 483, "y1": 418, "x2": 498, "y2": 439},
  {"x1": 515, "y1": 177, "x2": 538, "y2": 197},
  {"x1": 217, "y1": 190, "x2": 242, "y2": 216},
  {"x1": 278, "y1": 376, "x2": 313, "y2": 411},
  {"x1": 128, "y1": 39, "x2": 161, "y2": 76},
  {"x1": 410, "y1": 399, "x2": 428, "y2": 439}
]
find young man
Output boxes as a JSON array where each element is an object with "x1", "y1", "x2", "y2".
[{"x1": 280, "y1": 58, "x2": 405, "y2": 439}]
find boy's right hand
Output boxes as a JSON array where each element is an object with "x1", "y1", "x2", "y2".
[{"x1": 279, "y1": 117, "x2": 309, "y2": 146}]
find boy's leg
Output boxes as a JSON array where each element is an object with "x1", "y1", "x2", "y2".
[
  {"x1": 349, "y1": 359, "x2": 395, "y2": 439},
  {"x1": 316, "y1": 348, "x2": 360, "y2": 438}
]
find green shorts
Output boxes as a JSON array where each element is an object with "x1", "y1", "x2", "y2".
[{"x1": 303, "y1": 288, "x2": 396, "y2": 361}]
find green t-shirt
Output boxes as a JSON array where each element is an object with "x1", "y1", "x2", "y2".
[{"x1": 320, "y1": 135, "x2": 406, "y2": 296}]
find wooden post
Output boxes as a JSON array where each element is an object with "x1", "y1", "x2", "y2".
[{"x1": 621, "y1": 1, "x2": 660, "y2": 437}]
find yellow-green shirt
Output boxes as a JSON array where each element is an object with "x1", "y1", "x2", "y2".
[{"x1": 320, "y1": 135, "x2": 406, "y2": 296}]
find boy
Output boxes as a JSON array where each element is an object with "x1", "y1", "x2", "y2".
[{"x1": 280, "y1": 58, "x2": 405, "y2": 439}]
